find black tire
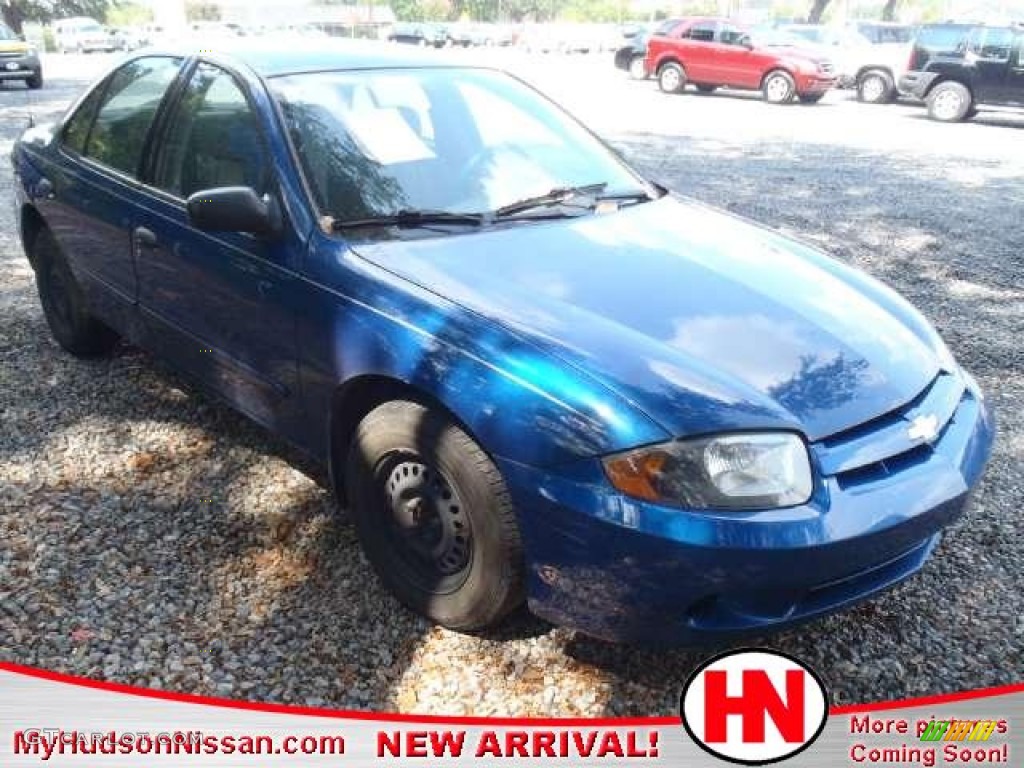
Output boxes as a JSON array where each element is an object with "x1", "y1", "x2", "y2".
[
  {"x1": 26, "y1": 70, "x2": 43, "y2": 90},
  {"x1": 34, "y1": 229, "x2": 119, "y2": 357},
  {"x1": 628, "y1": 54, "x2": 647, "y2": 80},
  {"x1": 926, "y1": 81, "x2": 972, "y2": 122},
  {"x1": 657, "y1": 61, "x2": 686, "y2": 94},
  {"x1": 798, "y1": 93, "x2": 824, "y2": 104},
  {"x1": 857, "y1": 69, "x2": 894, "y2": 104},
  {"x1": 695, "y1": 84, "x2": 717, "y2": 93},
  {"x1": 762, "y1": 69, "x2": 796, "y2": 104},
  {"x1": 346, "y1": 400, "x2": 524, "y2": 631}
]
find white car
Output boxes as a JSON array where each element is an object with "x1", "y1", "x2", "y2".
[
  {"x1": 53, "y1": 17, "x2": 117, "y2": 54},
  {"x1": 778, "y1": 23, "x2": 911, "y2": 103}
]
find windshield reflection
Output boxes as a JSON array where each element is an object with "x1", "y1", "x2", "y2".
[{"x1": 271, "y1": 67, "x2": 646, "y2": 224}]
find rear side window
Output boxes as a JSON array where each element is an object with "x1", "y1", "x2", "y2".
[
  {"x1": 685, "y1": 22, "x2": 717, "y2": 43},
  {"x1": 968, "y1": 27, "x2": 1014, "y2": 60},
  {"x1": 84, "y1": 56, "x2": 182, "y2": 177},
  {"x1": 61, "y1": 85, "x2": 106, "y2": 154}
]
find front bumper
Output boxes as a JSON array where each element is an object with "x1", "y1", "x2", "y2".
[
  {"x1": 898, "y1": 71, "x2": 938, "y2": 100},
  {"x1": 500, "y1": 375, "x2": 994, "y2": 645},
  {"x1": 0, "y1": 52, "x2": 40, "y2": 80},
  {"x1": 794, "y1": 72, "x2": 837, "y2": 94}
]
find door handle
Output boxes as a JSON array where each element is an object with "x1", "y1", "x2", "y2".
[{"x1": 134, "y1": 227, "x2": 158, "y2": 248}]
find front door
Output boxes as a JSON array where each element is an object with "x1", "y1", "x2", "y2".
[
  {"x1": 967, "y1": 26, "x2": 1016, "y2": 104},
  {"x1": 133, "y1": 61, "x2": 304, "y2": 432}
]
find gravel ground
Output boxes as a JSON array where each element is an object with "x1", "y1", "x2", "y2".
[{"x1": 1, "y1": 53, "x2": 1021, "y2": 717}]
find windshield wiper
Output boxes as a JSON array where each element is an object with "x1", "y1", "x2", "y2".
[
  {"x1": 330, "y1": 210, "x2": 487, "y2": 231},
  {"x1": 493, "y1": 183, "x2": 609, "y2": 218}
]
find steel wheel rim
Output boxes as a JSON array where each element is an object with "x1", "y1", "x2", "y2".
[
  {"x1": 933, "y1": 90, "x2": 962, "y2": 120},
  {"x1": 767, "y1": 75, "x2": 790, "y2": 101},
  {"x1": 379, "y1": 454, "x2": 472, "y2": 593},
  {"x1": 862, "y1": 76, "x2": 885, "y2": 102},
  {"x1": 661, "y1": 68, "x2": 680, "y2": 91}
]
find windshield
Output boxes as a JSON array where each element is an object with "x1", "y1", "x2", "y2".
[
  {"x1": 0, "y1": 23, "x2": 18, "y2": 40},
  {"x1": 271, "y1": 67, "x2": 648, "y2": 222}
]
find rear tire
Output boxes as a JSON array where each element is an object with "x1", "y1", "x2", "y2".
[
  {"x1": 346, "y1": 400, "x2": 525, "y2": 632},
  {"x1": 34, "y1": 229, "x2": 119, "y2": 358},
  {"x1": 762, "y1": 69, "x2": 796, "y2": 104},
  {"x1": 857, "y1": 70, "x2": 894, "y2": 104},
  {"x1": 927, "y1": 81, "x2": 972, "y2": 122},
  {"x1": 657, "y1": 61, "x2": 686, "y2": 94}
]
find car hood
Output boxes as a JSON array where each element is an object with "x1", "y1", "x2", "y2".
[
  {"x1": 351, "y1": 196, "x2": 943, "y2": 442},
  {"x1": 0, "y1": 40, "x2": 30, "y2": 53}
]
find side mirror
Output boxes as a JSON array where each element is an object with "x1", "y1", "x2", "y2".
[{"x1": 186, "y1": 187, "x2": 281, "y2": 237}]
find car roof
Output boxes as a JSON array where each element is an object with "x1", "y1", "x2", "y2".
[{"x1": 146, "y1": 38, "x2": 462, "y2": 78}]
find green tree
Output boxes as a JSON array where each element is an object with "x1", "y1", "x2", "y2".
[
  {"x1": 2, "y1": 1, "x2": 111, "y2": 33},
  {"x1": 104, "y1": 1, "x2": 150, "y2": 26}
]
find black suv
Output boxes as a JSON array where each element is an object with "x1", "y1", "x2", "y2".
[{"x1": 899, "y1": 23, "x2": 1024, "y2": 121}]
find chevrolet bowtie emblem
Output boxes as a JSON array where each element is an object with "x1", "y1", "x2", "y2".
[{"x1": 908, "y1": 413, "x2": 940, "y2": 442}]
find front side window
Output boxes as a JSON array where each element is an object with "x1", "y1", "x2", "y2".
[
  {"x1": 85, "y1": 56, "x2": 182, "y2": 176},
  {"x1": 718, "y1": 25, "x2": 747, "y2": 46},
  {"x1": 154, "y1": 62, "x2": 269, "y2": 198},
  {"x1": 969, "y1": 27, "x2": 1014, "y2": 60},
  {"x1": 271, "y1": 67, "x2": 646, "y2": 222}
]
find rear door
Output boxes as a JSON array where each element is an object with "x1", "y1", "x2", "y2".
[
  {"x1": 967, "y1": 26, "x2": 1016, "y2": 103},
  {"x1": 1008, "y1": 31, "x2": 1024, "y2": 105},
  {"x1": 45, "y1": 56, "x2": 183, "y2": 332},
  {"x1": 132, "y1": 60, "x2": 304, "y2": 430},
  {"x1": 677, "y1": 20, "x2": 720, "y2": 83}
]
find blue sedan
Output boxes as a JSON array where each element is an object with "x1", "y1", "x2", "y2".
[{"x1": 11, "y1": 41, "x2": 994, "y2": 644}]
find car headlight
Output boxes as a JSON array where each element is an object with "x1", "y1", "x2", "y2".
[{"x1": 603, "y1": 432, "x2": 813, "y2": 510}]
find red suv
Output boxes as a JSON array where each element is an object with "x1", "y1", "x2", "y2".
[{"x1": 645, "y1": 18, "x2": 837, "y2": 103}]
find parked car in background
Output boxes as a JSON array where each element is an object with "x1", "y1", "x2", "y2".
[
  {"x1": 53, "y1": 16, "x2": 117, "y2": 53},
  {"x1": 899, "y1": 22, "x2": 1024, "y2": 121},
  {"x1": 388, "y1": 22, "x2": 448, "y2": 47},
  {"x1": 12, "y1": 42, "x2": 994, "y2": 644},
  {"x1": 614, "y1": 19, "x2": 679, "y2": 79},
  {"x1": 647, "y1": 17, "x2": 837, "y2": 103},
  {"x1": 851, "y1": 21, "x2": 915, "y2": 45},
  {"x1": 107, "y1": 27, "x2": 146, "y2": 51},
  {"x1": 777, "y1": 23, "x2": 909, "y2": 103},
  {"x1": 0, "y1": 21, "x2": 42, "y2": 89}
]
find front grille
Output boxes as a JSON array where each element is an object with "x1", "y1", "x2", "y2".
[{"x1": 812, "y1": 372, "x2": 966, "y2": 486}]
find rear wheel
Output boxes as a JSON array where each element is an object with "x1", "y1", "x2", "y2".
[
  {"x1": 927, "y1": 81, "x2": 972, "y2": 122},
  {"x1": 346, "y1": 400, "x2": 525, "y2": 631},
  {"x1": 657, "y1": 62, "x2": 686, "y2": 94},
  {"x1": 34, "y1": 229, "x2": 119, "y2": 357},
  {"x1": 857, "y1": 70, "x2": 894, "y2": 104},
  {"x1": 762, "y1": 69, "x2": 796, "y2": 104}
]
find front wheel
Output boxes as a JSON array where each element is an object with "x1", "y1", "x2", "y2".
[
  {"x1": 628, "y1": 54, "x2": 647, "y2": 80},
  {"x1": 346, "y1": 401, "x2": 525, "y2": 631},
  {"x1": 927, "y1": 81, "x2": 972, "y2": 122},
  {"x1": 34, "y1": 229, "x2": 119, "y2": 357},
  {"x1": 657, "y1": 62, "x2": 686, "y2": 94},
  {"x1": 857, "y1": 70, "x2": 894, "y2": 104},
  {"x1": 762, "y1": 69, "x2": 796, "y2": 104}
]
